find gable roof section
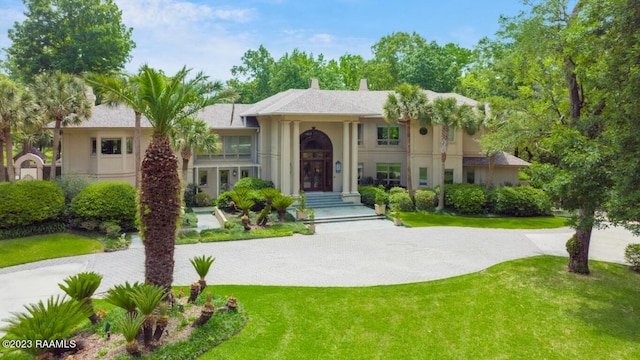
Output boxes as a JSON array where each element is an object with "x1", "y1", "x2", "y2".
[
  {"x1": 463, "y1": 152, "x2": 531, "y2": 167},
  {"x1": 240, "y1": 88, "x2": 478, "y2": 118}
]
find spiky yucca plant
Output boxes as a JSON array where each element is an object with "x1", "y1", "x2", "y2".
[
  {"x1": 272, "y1": 194, "x2": 294, "y2": 222},
  {"x1": 229, "y1": 188, "x2": 255, "y2": 216},
  {"x1": 1, "y1": 295, "x2": 91, "y2": 359},
  {"x1": 131, "y1": 283, "x2": 166, "y2": 346},
  {"x1": 189, "y1": 255, "x2": 216, "y2": 292},
  {"x1": 117, "y1": 313, "x2": 145, "y2": 357},
  {"x1": 104, "y1": 281, "x2": 141, "y2": 316},
  {"x1": 58, "y1": 271, "x2": 103, "y2": 324}
]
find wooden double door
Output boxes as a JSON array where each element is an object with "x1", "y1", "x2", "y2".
[{"x1": 300, "y1": 129, "x2": 332, "y2": 192}]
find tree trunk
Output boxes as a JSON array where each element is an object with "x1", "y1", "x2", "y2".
[
  {"x1": 405, "y1": 120, "x2": 413, "y2": 200},
  {"x1": 50, "y1": 118, "x2": 62, "y2": 181},
  {"x1": 437, "y1": 125, "x2": 449, "y2": 211},
  {"x1": 486, "y1": 152, "x2": 495, "y2": 190},
  {"x1": 134, "y1": 111, "x2": 141, "y2": 189},
  {"x1": 140, "y1": 135, "x2": 181, "y2": 291},
  {"x1": 180, "y1": 147, "x2": 192, "y2": 183},
  {"x1": 567, "y1": 209, "x2": 594, "y2": 274},
  {"x1": 0, "y1": 132, "x2": 5, "y2": 182},
  {"x1": 4, "y1": 129, "x2": 15, "y2": 182}
]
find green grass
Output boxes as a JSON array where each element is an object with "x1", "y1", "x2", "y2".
[
  {"x1": 0, "y1": 233, "x2": 103, "y2": 268},
  {"x1": 399, "y1": 211, "x2": 568, "y2": 229},
  {"x1": 203, "y1": 256, "x2": 640, "y2": 359}
]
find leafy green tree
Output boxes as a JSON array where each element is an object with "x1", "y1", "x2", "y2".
[
  {"x1": 400, "y1": 41, "x2": 472, "y2": 92},
  {"x1": 229, "y1": 45, "x2": 275, "y2": 103},
  {"x1": 172, "y1": 117, "x2": 221, "y2": 182},
  {"x1": 371, "y1": 32, "x2": 426, "y2": 89},
  {"x1": 4, "y1": 0, "x2": 134, "y2": 81},
  {"x1": 136, "y1": 65, "x2": 223, "y2": 291},
  {"x1": 383, "y1": 84, "x2": 431, "y2": 199},
  {"x1": 32, "y1": 71, "x2": 93, "y2": 177}
]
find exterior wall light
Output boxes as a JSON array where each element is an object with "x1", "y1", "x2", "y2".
[{"x1": 335, "y1": 161, "x2": 342, "y2": 173}]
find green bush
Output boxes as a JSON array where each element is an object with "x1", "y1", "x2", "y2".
[
  {"x1": 0, "y1": 180, "x2": 65, "y2": 229},
  {"x1": 359, "y1": 186, "x2": 387, "y2": 207},
  {"x1": 184, "y1": 183, "x2": 201, "y2": 208},
  {"x1": 100, "y1": 221, "x2": 123, "y2": 239},
  {"x1": 489, "y1": 186, "x2": 552, "y2": 217},
  {"x1": 195, "y1": 192, "x2": 211, "y2": 207},
  {"x1": 0, "y1": 221, "x2": 67, "y2": 240},
  {"x1": 415, "y1": 189, "x2": 437, "y2": 211},
  {"x1": 233, "y1": 177, "x2": 274, "y2": 190},
  {"x1": 389, "y1": 186, "x2": 407, "y2": 195},
  {"x1": 389, "y1": 192, "x2": 414, "y2": 212},
  {"x1": 444, "y1": 183, "x2": 487, "y2": 215},
  {"x1": 70, "y1": 181, "x2": 137, "y2": 230},
  {"x1": 624, "y1": 243, "x2": 640, "y2": 271}
]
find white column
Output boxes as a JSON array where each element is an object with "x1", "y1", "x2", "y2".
[
  {"x1": 342, "y1": 121, "x2": 350, "y2": 195},
  {"x1": 350, "y1": 121, "x2": 358, "y2": 194},
  {"x1": 292, "y1": 121, "x2": 301, "y2": 195},
  {"x1": 281, "y1": 121, "x2": 291, "y2": 195}
]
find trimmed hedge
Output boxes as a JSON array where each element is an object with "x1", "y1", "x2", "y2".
[
  {"x1": 70, "y1": 181, "x2": 137, "y2": 230},
  {"x1": 358, "y1": 185, "x2": 386, "y2": 207},
  {"x1": 415, "y1": 189, "x2": 437, "y2": 211},
  {"x1": 0, "y1": 221, "x2": 67, "y2": 240},
  {"x1": 0, "y1": 180, "x2": 65, "y2": 229},
  {"x1": 389, "y1": 192, "x2": 415, "y2": 212},
  {"x1": 443, "y1": 183, "x2": 487, "y2": 215},
  {"x1": 489, "y1": 186, "x2": 552, "y2": 217},
  {"x1": 233, "y1": 177, "x2": 274, "y2": 190}
]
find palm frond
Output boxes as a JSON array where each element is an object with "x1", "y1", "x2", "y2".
[
  {"x1": 189, "y1": 255, "x2": 216, "y2": 279},
  {"x1": 131, "y1": 283, "x2": 166, "y2": 315},
  {"x1": 58, "y1": 271, "x2": 103, "y2": 301}
]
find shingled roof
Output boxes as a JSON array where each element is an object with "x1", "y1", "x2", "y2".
[{"x1": 463, "y1": 152, "x2": 531, "y2": 167}]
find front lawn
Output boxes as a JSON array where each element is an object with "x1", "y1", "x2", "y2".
[
  {"x1": 399, "y1": 211, "x2": 568, "y2": 229},
  {"x1": 0, "y1": 233, "x2": 103, "y2": 268},
  {"x1": 205, "y1": 256, "x2": 640, "y2": 359}
]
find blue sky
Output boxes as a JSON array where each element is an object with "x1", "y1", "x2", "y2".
[{"x1": 0, "y1": 0, "x2": 526, "y2": 81}]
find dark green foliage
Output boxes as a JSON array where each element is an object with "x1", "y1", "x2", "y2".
[
  {"x1": 117, "y1": 312, "x2": 145, "y2": 342},
  {"x1": 131, "y1": 283, "x2": 166, "y2": 315},
  {"x1": 415, "y1": 189, "x2": 437, "y2": 211},
  {"x1": 105, "y1": 281, "x2": 141, "y2": 315},
  {"x1": 183, "y1": 183, "x2": 201, "y2": 207},
  {"x1": 389, "y1": 192, "x2": 415, "y2": 212},
  {"x1": 0, "y1": 181, "x2": 65, "y2": 229},
  {"x1": 0, "y1": 221, "x2": 66, "y2": 240},
  {"x1": 272, "y1": 194, "x2": 294, "y2": 221},
  {"x1": 99, "y1": 221, "x2": 122, "y2": 239},
  {"x1": 70, "y1": 181, "x2": 137, "y2": 230},
  {"x1": 624, "y1": 243, "x2": 640, "y2": 271},
  {"x1": 53, "y1": 176, "x2": 94, "y2": 205},
  {"x1": 195, "y1": 192, "x2": 211, "y2": 207},
  {"x1": 444, "y1": 183, "x2": 487, "y2": 215},
  {"x1": 358, "y1": 186, "x2": 386, "y2": 207},
  {"x1": 233, "y1": 177, "x2": 274, "y2": 190},
  {"x1": 215, "y1": 191, "x2": 236, "y2": 211},
  {"x1": 190, "y1": 255, "x2": 216, "y2": 279},
  {"x1": 58, "y1": 271, "x2": 102, "y2": 301},
  {"x1": 489, "y1": 186, "x2": 551, "y2": 217},
  {"x1": 388, "y1": 186, "x2": 407, "y2": 195}
]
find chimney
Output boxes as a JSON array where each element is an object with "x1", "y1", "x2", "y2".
[
  {"x1": 309, "y1": 78, "x2": 320, "y2": 89},
  {"x1": 358, "y1": 79, "x2": 369, "y2": 91}
]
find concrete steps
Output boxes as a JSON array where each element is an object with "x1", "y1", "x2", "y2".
[{"x1": 293, "y1": 193, "x2": 387, "y2": 224}]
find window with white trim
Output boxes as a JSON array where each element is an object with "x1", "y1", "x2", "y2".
[{"x1": 377, "y1": 125, "x2": 400, "y2": 146}]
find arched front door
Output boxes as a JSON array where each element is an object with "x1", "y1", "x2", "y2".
[{"x1": 300, "y1": 129, "x2": 333, "y2": 192}]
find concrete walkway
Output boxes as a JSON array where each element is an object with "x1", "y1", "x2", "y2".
[{"x1": 1, "y1": 214, "x2": 637, "y2": 333}]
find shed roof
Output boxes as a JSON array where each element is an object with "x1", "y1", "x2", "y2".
[{"x1": 463, "y1": 152, "x2": 531, "y2": 167}]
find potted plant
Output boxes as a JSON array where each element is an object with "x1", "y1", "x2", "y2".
[
  {"x1": 374, "y1": 191, "x2": 387, "y2": 215},
  {"x1": 390, "y1": 209, "x2": 402, "y2": 226},
  {"x1": 307, "y1": 208, "x2": 316, "y2": 233},
  {"x1": 296, "y1": 191, "x2": 307, "y2": 220}
]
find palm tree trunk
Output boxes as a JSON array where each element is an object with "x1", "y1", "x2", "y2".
[
  {"x1": 5, "y1": 129, "x2": 15, "y2": 182},
  {"x1": 437, "y1": 125, "x2": 449, "y2": 211},
  {"x1": 135, "y1": 111, "x2": 141, "y2": 189},
  {"x1": 140, "y1": 135, "x2": 181, "y2": 291},
  {"x1": 405, "y1": 120, "x2": 413, "y2": 200},
  {"x1": 180, "y1": 147, "x2": 192, "y2": 183},
  {"x1": 50, "y1": 118, "x2": 62, "y2": 181}
]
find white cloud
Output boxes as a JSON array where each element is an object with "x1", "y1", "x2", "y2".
[{"x1": 310, "y1": 33, "x2": 334, "y2": 44}]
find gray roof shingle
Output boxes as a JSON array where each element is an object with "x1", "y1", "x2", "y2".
[{"x1": 463, "y1": 152, "x2": 531, "y2": 167}]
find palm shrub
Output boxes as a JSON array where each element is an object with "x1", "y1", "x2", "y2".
[
  {"x1": 192, "y1": 292, "x2": 215, "y2": 327},
  {"x1": 190, "y1": 255, "x2": 216, "y2": 292},
  {"x1": 104, "y1": 281, "x2": 141, "y2": 316},
  {"x1": 624, "y1": 243, "x2": 640, "y2": 271},
  {"x1": 58, "y1": 271, "x2": 103, "y2": 324},
  {"x1": 272, "y1": 194, "x2": 294, "y2": 221},
  {"x1": 258, "y1": 188, "x2": 280, "y2": 225},
  {"x1": 131, "y1": 282, "x2": 166, "y2": 346},
  {"x1": 229, "y1": 188, "x2": 256, "y2": 216},
  {"x1": 153, "y1": 302, "x2": 169, "y2": 341},
  {"x1": 1, "y1": 295, "x2": 91, "y2": 359},
  {"x1": 116, "y1": 313, "x2": 145, "y2": 357}
]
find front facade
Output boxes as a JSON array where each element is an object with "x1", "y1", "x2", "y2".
[{"x1": 60, "y1": 80, "x2": 529, "y2": 200}]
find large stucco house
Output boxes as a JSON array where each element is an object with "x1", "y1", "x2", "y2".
[{"x1": 59, "y1": 79, "x2": 529, "y2": 201}]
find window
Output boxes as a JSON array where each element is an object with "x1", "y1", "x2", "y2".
[
  {"x1": 376, "y1": 163, "x2": 401, "y2": 187},
  {"x1": 377, "y1": 125, "x2": 400, "y2": 145},
  {"x1": 101, "y1": 139, "x2": 122, "y2": 155},
  {"x1": 198, "y1": 170, "x2": 208, "y2": 186},
  {"x1": 419, "y1": 167, "x2": 428, "y2": 187},
  {"x1": 91, "y1": 138, "x2": 97, "y2": 154},
  {"x1": 466, "y1": 169, "x2": 475, "y2": 184},
  {"x1": 448, "y1": 128, "x2": 455, "y2": 142},
  {"x1": 357, "y1": 124, "x2": 363, "y2": 146},
  {"x1": 198, "y1": 135, "x2": 252, "y2": 160},
  {"x1": 444, "y1": 169, "x2": 454, "y2": 184},
  {"x1": 126, "y1": 137, "x2": 133, "y2": 154},
  {"x1": 241, "y1": 169, "x2": 249, "y2": 178},
  {"x1": 358, "y1": 163, "x2": 364, "y2": 182}
]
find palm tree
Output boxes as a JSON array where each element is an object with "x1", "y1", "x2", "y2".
[
  {"x1": 33, "y1": 71, "x2": 93, "y2": 179},
  {"x1": 172, "y1": 117, "x2": 221, "y2": 182},
  {"x1": 84, "y1": 72, "x2": 145, "y2": 188},
  {"x1": 0, "y1": 76, "x2": 40, "y2": 182},
  {"x1": 136, "y1": 65, "x2": 224, "y2": 291},
  {"x1": 428, "y1": 97, "x2": 482, "y2": 211},
  {"x1": 383, "y1": 83, "x2": 431, "y2": 199}
]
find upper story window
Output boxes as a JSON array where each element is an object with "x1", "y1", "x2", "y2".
[
  {"x1": 357, "y1": 124, "x2": 363, "y2": 146},
  {"x1": 197, "y1": 135, "x2": 252, "y2": 160},
  {"x1": 377, "y1": 124, "x2": 400, "y2": 146},
  {"x1": 101, "y1": 139, "x2": 122, "y2": 155}
]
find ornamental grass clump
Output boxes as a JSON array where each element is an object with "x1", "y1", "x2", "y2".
[
  {"x1": 58, "y1": 271, "x2": 103, "y2": 324},
  {"x1": 190, "y1": 255, "x2": 216, "y2": 292}
]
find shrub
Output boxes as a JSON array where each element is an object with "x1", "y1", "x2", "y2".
[
  {"x1": 375, "y1": 191, "x2": 389, "y2": 205},
  {"x1": 415, "y1": 189, "x2": 437, "y2": 211},
  {"x1": 389, "y1": 186, "x2": 407, "y2": 195},
  {"x1": 215, "y1": 191, "x2": 235, "y2": 211},
  {"x1": 54, "y1": 176, "x2": 94, "y2": 205},
  {"x1": 624, "y1": 243, "x2": 640, "y2": 271},
  {"x1": 184, "y1": 183, "x2": 201, "y2": 207},
  {"x1": 444, "y1": 183, "x2": 487, "y2": 215},
  {"x1": 233, "y1": 177, "x2": 274, "y2": 190},
  {"x1": 195, "y1": 192, "x2": 211, "y2": 207},
  {"x1": 70, "y1": 181, "x2": 137, "y2": 230},
  {"x1": 359, "y1": 186, "x2": 387, "y2": 207},
  {"x1": 489, "y1": 186, "x2": 552, "y2": 217},
  {"x1": 0, "y1": 180, "x2": 65, "y2": 229},
  {"x1": 389, "y1": 192, "x2": 414, "y2": 212},
  {"x1": 100, "y1": 221, "x2": 123, "y2": 239},
  {"x1": 0, "y1": 221, "x2": 67, "y2": 240}
]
